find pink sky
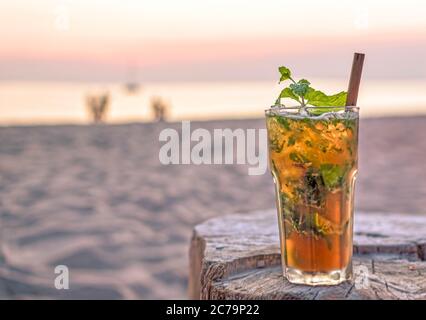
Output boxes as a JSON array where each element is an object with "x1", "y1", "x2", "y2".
[{"x1": 1, "y1": 0, "x2": 425, "y2": 81}]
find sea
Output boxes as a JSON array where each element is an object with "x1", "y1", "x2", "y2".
[{"x1": 0, "y1": 79, "x2": 425, "y2": 125}]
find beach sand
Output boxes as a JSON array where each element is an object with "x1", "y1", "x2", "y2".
[{"x1": 1, "y1": 117, "x2": 426, "y2": 299}]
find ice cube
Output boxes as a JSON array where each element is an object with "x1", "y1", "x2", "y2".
[
  {"x1": 299, "y1": 107, "x2": 309, "y2": 117},
  {"x1": 310, "y1": 111, "x2": 335, "y2": 120}
]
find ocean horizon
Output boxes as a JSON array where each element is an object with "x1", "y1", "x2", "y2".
[{"x1": 1, "y1": 79, "x2": 425, "y2": 125}]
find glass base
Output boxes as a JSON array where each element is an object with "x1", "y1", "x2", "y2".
[{"x1": 284, "y1": 265, "x2": 352, "y2": 286}]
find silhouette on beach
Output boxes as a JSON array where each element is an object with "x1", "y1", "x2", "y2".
[
  {"x1": 151, "y1": 96, "x2": 169, "y2": 122},
  {"x1": 86, "y1": 92, "x2": 110, "y2": 123}
]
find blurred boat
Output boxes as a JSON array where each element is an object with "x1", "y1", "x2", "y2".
[{"x1": 123, "y1": 82, "x2": 141, "y2": 94}]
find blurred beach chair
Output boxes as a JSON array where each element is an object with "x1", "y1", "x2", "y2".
[
  {"x1": 151, "y1": 96, "x2": 169, "y2": 122},
  {"x1": 86, "y1": 92, "x2": 110, "y2": 123}
]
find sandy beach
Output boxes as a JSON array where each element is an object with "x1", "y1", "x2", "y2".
[{"x1": 1, "y1": 116, "x2": 426, "y2": 299}]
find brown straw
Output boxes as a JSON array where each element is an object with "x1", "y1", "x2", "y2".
[{"x1": 346, "y1": 52, "x2": 365, "y2": 107}]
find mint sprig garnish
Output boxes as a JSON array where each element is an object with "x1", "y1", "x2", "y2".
[
  {"x1": 278, "y1": 66, "x2": 292, "y2": 82},
  {"x1": 276, "y1": 66, "x2": 347, "y2": 109}
]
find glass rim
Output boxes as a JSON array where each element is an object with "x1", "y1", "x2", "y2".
[{"x1": 265, "y1": 105, "x2": 359, "y2": 114}]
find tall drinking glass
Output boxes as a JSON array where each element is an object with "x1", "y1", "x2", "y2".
[{"x1": 266, "y1": 106, "x2": 359, "y2": 285}]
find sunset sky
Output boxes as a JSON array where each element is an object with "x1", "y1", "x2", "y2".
[{"x1": 1, "y1": 0, "x2": 426, "y2": 81}]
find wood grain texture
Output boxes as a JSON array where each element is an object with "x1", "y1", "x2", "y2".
[
  {"x1": 189, "y1": 210, "x2": 426, "y2": 300},
  {"x1": 346, "y1": 52, "x2": 365, "y2": 106}
]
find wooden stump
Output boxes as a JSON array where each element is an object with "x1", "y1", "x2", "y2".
[{"x1": 189, "y1": 210, "x2": 426, "y2": 300}]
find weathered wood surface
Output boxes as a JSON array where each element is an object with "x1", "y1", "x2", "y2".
[{"x1": 189, "y1": 210, "x2": 426, "y2": 300}]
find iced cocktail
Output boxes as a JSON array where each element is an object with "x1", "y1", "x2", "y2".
[{"x1": 266, "y1": 65, "x2": 360, "y2": 285}]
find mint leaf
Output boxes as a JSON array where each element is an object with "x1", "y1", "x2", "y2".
[
  {"x1": 304, "y1": 140, "x2": 313, "y2": 147},
  {"x1": 287, "y1": 135, "x2": 296, "y2": 146},
  {"x1": 305, "y1": 89, "x2": 347, "y2": 107},
  {"x1": 274, "y1": 66, "x2": 347, "y2": 108},
  {"x1": 278, "y1": 66, "x2": 292, "y2": 83},
  {"x1": 277, "y1": 87, "x2": 301, "y2": 104},
  {"x1": 298, "y1": 79, "x2": 310, "y2": 85},
  {"x1": 275, "y1": 115, "x2": 291, "y2": 130},
  {"x1": 343, "y1": 118, "x2": 357, "y2": 132},
  {"x1": 269, "y1": 137, "x2": 284, "y2": 153},
  {"x1": 289, "y1": 79, "x2": 311, "y2": 97},
  {"x1": 289, "y1": 152, "x2": 309, "y2": 164},
  {"x1": 320, "y1": 164, "x2": 346, "y2": 189}
]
